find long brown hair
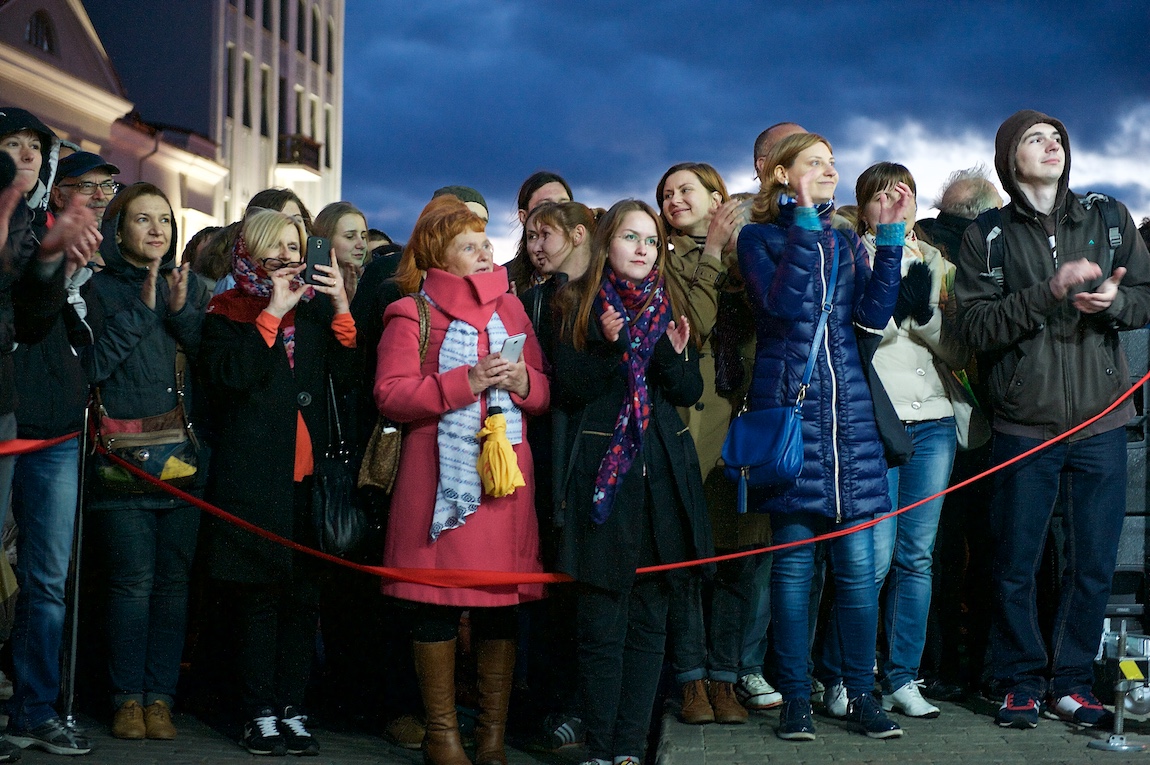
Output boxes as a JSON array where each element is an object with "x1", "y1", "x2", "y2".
[
  {"x1": 655, "y1": 162, "x2": 730, "y2": 234},
  {"x1": 750, "y1": 133, "x2": 833, "y2": 224},
  {"x1": 557, "y1": 199, "x2": 690, "y2": 352}
]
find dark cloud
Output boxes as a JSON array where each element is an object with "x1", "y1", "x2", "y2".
[{"x1": 343, "y1": 0, "x2": 1150, "y2": 239}]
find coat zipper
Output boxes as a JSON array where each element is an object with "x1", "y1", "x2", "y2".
[{"x1": 817, "y1": 242, "x2": 842, "y2": 522}]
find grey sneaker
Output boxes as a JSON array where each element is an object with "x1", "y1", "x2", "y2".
[
  {"x1": 822, "y1": 681, "x2": 847, "y2": 718},
  {"x1": 6, "y1": 716, "x2": 90, "y2": 755}
]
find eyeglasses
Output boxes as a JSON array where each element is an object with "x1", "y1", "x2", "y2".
[
  {"x1": 614, "y1": 232, "x2": 659, "y2": 248},
  {"x1": 57, "y1": 180, "x2": 122, "y2": 195},
  {"x1": 259, "y1": 257, "x2": 303, "y2": 271}
]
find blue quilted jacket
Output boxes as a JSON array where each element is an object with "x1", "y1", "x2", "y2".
[{"x1": 736, "y1": 204, "x2": 902, "y2": 521}]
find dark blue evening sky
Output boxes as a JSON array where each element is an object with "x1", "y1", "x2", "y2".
[{"x1": 343, "y1": 1, "x2": 1150, "y2": 249}]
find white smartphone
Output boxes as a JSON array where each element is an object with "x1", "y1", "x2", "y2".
[{"x1": 498, "y1": 333, "x2": 527, "y2": 364}]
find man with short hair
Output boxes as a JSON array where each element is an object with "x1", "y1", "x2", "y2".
[
  {"x1": 919, "y1": 166, "x2": 1002, "y2": 261},
  {"x1": 753, "y1": 122, "x2": 806, "y2": 182},
  {"x1": 954, "y1": 109, "x2": 1150, "y2": 731},
  {"x1": 50, "y1": 151, "x2": 120, "y2": 225}
]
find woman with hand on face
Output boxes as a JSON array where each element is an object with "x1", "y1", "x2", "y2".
[
  {"x1": 82, "y1": 182, "x2": 210, "y2": 743},
  {"x1": 201, "y1": 207, "x2": 356, "y2": 757},
  {"x1": 375, "y1": 195, "x2": 549, "y2": 765},
  {"x1": 552, "y1": 200, "x2": 712, "y2": 765},
  {"x1": 657, "y1": 162, "x2": 774, "y2": 723},
  {"x1": 846, "y1": 163, "x2": 966, "y2": 720},
  {"x1": 737, "y1": 134, "x2": 910, "y2": 741},
  {"x1": 507, "y1": 171, "x2": 574, "y2": 294},
  {"x1": 313, "y1": 201, "x2": 368, "y2": 302}
]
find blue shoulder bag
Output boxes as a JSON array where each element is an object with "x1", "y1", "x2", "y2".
[{"x1": 721, "y1": 237, "x2": 840, "y2": 513}]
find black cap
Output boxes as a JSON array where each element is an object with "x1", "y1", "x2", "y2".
[
  {"x1": 56, "y1": 151, "x2": 120, "y2": 181},
  {"x1": 432, "y1": 185, "x2": 487, "y2": 213}
]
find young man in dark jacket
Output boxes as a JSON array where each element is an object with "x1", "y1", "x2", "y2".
[{"x1": 954, "y1": 109, "x2": 1150, "y2": 731}]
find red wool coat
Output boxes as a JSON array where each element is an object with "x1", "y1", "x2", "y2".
[{"x1": 374, "y1": 267, "x2": 549, "y2": 606}]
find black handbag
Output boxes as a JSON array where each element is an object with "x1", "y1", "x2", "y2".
[
  {"x1": 312, "y1": 376, "x2": 365, "y2": 556},
  {"x1": 722, "y1": 235, "x2": 840, "y2": 513}
]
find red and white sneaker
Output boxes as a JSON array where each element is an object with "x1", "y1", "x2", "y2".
[{"x1": 1048, "y1": 692, "x2": 1114, "y2": 729}]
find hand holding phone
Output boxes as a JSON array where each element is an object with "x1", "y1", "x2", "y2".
[
  {"x1": 304, "y1": 236, "x2": 331, "y2": 284},
  {"x1": 498, "y1": 333, "x2": 527, "y2": 364}
]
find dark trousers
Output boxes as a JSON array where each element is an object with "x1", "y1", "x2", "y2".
[
  {"x1": 987, "y1": 428, "x2": 1126, "y2": 698},
  {"x1": 577, "y1": 577, "x2": 670, "y2": 761}
]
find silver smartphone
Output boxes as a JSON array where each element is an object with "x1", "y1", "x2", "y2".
[{"x1": 498, "y1": 333, "x2": 527, "y2": 364}]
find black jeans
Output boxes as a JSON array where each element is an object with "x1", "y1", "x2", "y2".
[{"x1": 577, "y1": 577, "x2": 670, "y2": 761}]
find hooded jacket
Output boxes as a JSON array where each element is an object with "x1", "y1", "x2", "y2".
[
  {"x1": 82, "y1": 193, "x2": 210, "y2": 508},
  {"x1": 0, "y1": 107, "x2": 67, "y2": 416},
  {"x1": 953, "y1": 109, "x2": 1150, "y2": 441}
]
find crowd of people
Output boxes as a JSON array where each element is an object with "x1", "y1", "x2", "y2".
[{"x1": 1, "y1": 102, "x2": 1150, "y2": 765}]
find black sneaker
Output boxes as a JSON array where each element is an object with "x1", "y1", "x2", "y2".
[
  {"x1": 1048, "y1": 691, "x2": 1113, "y2": 729},
  {"x1": 6, "y1": 716, "x2": 90, "y2": 755},
  {"x1": 241, "y1": 708, "x2": 286, "y2": 756},
  {"x1": 279, "y1": 706, "x2": 319, "y2": 756},
  {"x1": 540, "y1": 713, "x2": 584, "y2": 750},
  {"x1": 846, "y1": 693, "x2": 903, "y2": 739},
  {"x1": 776, "y1": 698, "x2": 816, "y2": 741},
  {"x1": 996, "y1": 691, "x2": 1040, "y2": 729}
]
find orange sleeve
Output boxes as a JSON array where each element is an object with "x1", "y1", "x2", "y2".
[
  {"x1": 256, "y1": 310, "x2": 281, "y2": 347},
  {"x1": 331, "y1": 311, "x2": 357, "y2": 348}
]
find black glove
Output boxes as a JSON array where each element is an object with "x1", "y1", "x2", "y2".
[{"x1": 892, "y1": 260, "x2": 933, "y2": 326}]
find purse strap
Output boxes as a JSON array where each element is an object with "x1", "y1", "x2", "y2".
[
  {"x1": 796, "y1": 237, "x2": 840, "y2": 408},
  {"x1": 325, "y1": 375, "x2": 348, "y2": 457},
  {"x1": 414, "y1": 293, "x2": 431, "y2": 363}
]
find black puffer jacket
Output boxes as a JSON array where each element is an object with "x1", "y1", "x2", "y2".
[{"x1": 82, "y1": 197, "x2": 210, "y2": 508}]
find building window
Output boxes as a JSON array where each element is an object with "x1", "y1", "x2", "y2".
[
  {"x1": 279, "y1": 0, "x2": 289, "y2": 41},
  {"x1": 310, "y1": 98, "x2": 318, "y2": 139},
  {"x1": 242, "y1": 55, "x2": 253, "y2": 128},
  {"x1": 225, "y1": 44, "x2": 235, "y2": 119},
  {"x1": 245, "y1": 0, "x2": 255, "y2": 18},
  {"x1": 25, "y1": 11, "x2": 56, "y2": 54},
  {"x1": 310, "y1": 6, "x2": 321, "y2": 63},
  {"x1": 262, "y1": 0, "x2": 272, "y2": 30},
  {"x1": 295, "y1": 88, "x2": 304, "y2": 134},
  {"x1": 296, "y1": 0, "x2": 306, "y2": 53},
  {"x1": 260, "y1": 66, "x2": 271, "y2": 137},
  {"x1": 324, "y1": 105, "x2": 332, "y2": 168},
  {"x1": 326, "y1": 18, "x2": 335, "y2": 74},
  {"x1": 278, "y1": 76, "x2": 289, "y2": 135}
]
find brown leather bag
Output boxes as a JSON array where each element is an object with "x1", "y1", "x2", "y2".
[{"x1": 358, "y1": 294, "x2": 430, "y2": 492}]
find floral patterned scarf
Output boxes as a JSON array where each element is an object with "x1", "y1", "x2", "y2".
[{"x1": 590, "y1": 266, "x2": 671, "y2": 524}]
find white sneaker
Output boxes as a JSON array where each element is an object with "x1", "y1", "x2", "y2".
[
  {"x1": 882, "y1": 680, "x2": 941, "y2": 719},
  {"x1": 735, "y1": 673, "x2": 783, "y2": 710},
  {"x1": 822, "y1": 681, "x2": 848, "y2": 718}
]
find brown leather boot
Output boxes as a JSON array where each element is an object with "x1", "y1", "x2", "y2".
[
  {"x1": 708, "y1": 681, "x2": 749, "y2": 724},
  {"x1": 473, "y1": 639, "x2": 515, "y2": 765},
  {"x1": 679, "y1": 679, "x2": 715, "y2": 724},
  {"x1": 413, "y1": 640, "x2": 473, "y2": 765}
]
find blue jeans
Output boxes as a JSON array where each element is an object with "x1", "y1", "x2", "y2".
[
  {"x1": 987, "y1": 427, "x2": 1126, "y2": 699},
  {"x1": 739, "y1": 551, "x2": 773, "y2": 679},
  {"x1": 771, "y1": 513, "x2": 878, "y2": 701},
  {"x1": 874, "y1": 417, "x2": 956, "y2": 691},
  {"x1": 101, "y1": 504, "x2": 199, "y2": 708},
  {"x1": 7, "y1": 438, "x2": 79, "y2": 730}
]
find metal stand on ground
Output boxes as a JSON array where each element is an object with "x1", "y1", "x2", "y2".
[
  {"x1": 1089, "y1": 620, "x2": 1147, "y2": 753},
  {"x1": 60, "y1": 409, "x2": 87, "y2": 732}
]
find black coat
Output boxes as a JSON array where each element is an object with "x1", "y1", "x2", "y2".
[
  {"x1": 201, "y1": 295, "x2": 355, "y2": 583},
  {"x1": 552, "y1": 319, "x2": 713, "y2": 593}
]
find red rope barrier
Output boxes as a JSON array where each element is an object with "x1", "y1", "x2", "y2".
[
  {"x1": 97, "y1": 367, "x2": 1150, "y2": 587},
  {"x1": 0, "y1": 431, "x2": 80, "y2": 457}
]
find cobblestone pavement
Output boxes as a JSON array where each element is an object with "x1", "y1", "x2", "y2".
[
  {"x1": 9, "y1": 713, "x2": 583, "y2": 765},
  {"x1": 656, "y1": 696, "x2": 1150, "y2": 765}
]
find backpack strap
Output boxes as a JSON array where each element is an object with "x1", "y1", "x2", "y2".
[
  {"x1": 974, "y1": 207, "x2": 1006, "y2": 290},
  {"x1": 1080, "y1": 191, "x2": 1122, "y2": 279}
]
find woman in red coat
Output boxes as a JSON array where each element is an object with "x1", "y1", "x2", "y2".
[{"x1": 375, "y1": 195, "x2": 549, "y2": 765}]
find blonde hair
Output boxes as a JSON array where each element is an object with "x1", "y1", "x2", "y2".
[
  {"x1": 750, "y1": 133, "x2": 833, "y2": 224},
  {"x1": 242, "y1": 208, "x2": 306, "y2": 261}
]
